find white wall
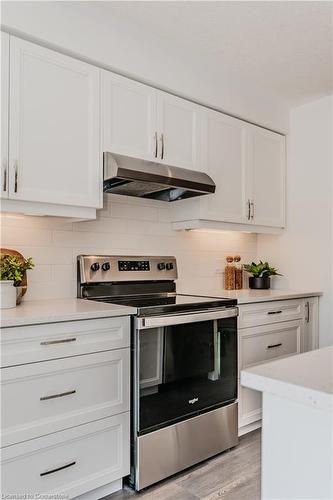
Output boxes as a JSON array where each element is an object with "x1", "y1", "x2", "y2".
[
  {"x1": 0, "y1": 196, "x2": 257, "y2": 301},
  {"x1": 257, "y1": 95, "x2": 333, "y2": 346},
  {"x1": 1, "y1": 1, "x2": 289, "y2": 132}
]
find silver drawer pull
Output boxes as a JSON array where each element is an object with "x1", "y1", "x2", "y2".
[
  {"x1": 40, "y1": 389, "x2": 76, "y2": 401},
  {"x1": 267, "y1": 343, "x2": 282, "y2": 349},
  {"x1": 267, "y1": 310, "x2": 282, "y2": 315},
  {"x1": 40, "y1": 460, "x2": 76, "y2": 477},
  {"x1": 40, "y1": 337, "x2": 77, "y2": 346}
]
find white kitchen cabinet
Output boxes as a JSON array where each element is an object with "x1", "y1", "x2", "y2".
[
  {"x1": 1, "y1": 315, "x2": 130, "y2": 367},
  {"x1": 247, "y1": 125, "x2": 286, "y2": 227},
  {"x1": 101, "y1": 71, "x2": 202, "y2": 170},
  {"x1": 302, "y1": 296, "x2": 319, "y2": 351},
  {"x1": 7, "y1": 36, "x2": 101, "y2": 210},
  {"x1": 200, "y1": 110, "x2": 248, "y2": 223},
  {"x1": 1, "y1": 314, "x2": 131, "y2": 498},
  {"x1": 157, "y1": 91, "x2": 202, "y2": 170},
  {"x1": 239, "y1": 319, "x2": 302, "y2": 430},
  {"x1": 1, "y1": 32, "x2": 9, "y2": 199},
  {"x1": 1, "y1": 413, "x2": 130, "y2": 499},
  {"x1": 238, "y1": 297, "x2": 319, "y2": 435},
  {"x1": 2, "y1": 349, "x2": 130, "y2": 447},
  {"x1": 102, "y1": 71, "x2": 157, "y2": 160}
]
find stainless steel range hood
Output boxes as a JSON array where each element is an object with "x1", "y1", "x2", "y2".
[{"x1": 103, "y1": 152, "x2": 215, "y2": 202}]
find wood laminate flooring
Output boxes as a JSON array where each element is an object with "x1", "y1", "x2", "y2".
[{"x1": 105, "y1": 430, "x2": 261, "y2": 500}]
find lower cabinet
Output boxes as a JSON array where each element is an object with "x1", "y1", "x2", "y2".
[
  {"x1": 238, "y1": 297, "x2": 319, "y2": 434},
  {"x1": 2, "y1": 413, "x2": 130, "y2": 499},
  {"x1": 0, "y1": 315, "x2": 131, "y2": 498}
]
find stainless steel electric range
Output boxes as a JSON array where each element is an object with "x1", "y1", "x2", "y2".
[{"x1": 77, "y1": 255, "x2": 239, "y2": 491}]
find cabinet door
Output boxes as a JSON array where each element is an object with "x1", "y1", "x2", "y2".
[
  {"x1": 102, "y1": 71, "x2": 157, "y2": 160},
  {"x1": 9, "y1": 37, "x2": 101, "y2": 208},
  {"x1": 1, "y1": 32, "x2": 9, "y2": 199},
  {"x1": 239, "y1": 320, "x2": 302, "y2": 429},
  {"x1": 157, "y1": 92, "x2": 202, "y2": 170},
  {"x1": 302, "y1": 297, "x2": 319, "y2": 352},
  {"x1": 249, "y1": 126, "x2": 286, "y2": 227},
  {"x1": 202, "y1": 110, "x2": 248, "y2": 223}
]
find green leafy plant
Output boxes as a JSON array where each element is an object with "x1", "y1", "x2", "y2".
[
  {"x1": 0, "y1": 254, "x2": 34, "y2": 285},
  {"x1": 243, "y1": 261, "x2": 281, "y2": 278}
]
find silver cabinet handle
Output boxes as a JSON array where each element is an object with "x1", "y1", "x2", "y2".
[
  {"x1": 267, "y1": 342, "x2": 282, "y2": 349},
  {"x1": 250, "y1": 200, "x2": 254, "y2": 219},
  {"x1": 160, "y1": 133, "x2": 164, "y2": 159},
  {"x1": 40, "y1": 389, "x2": 76, "y2": 401},
  {"x1": 14, "y1": 161, "x2": 18, "y2": 193},
  {"x1": 40, "y1": 460, "x2": 76, "y2": 477},
  {"x1": 267, "y1": 310, "x2": 282, "y2": 315},
  {"x1": 247, "y1": 199, "x2": 251, "y2": 220},
  {"x1": 154, "y1": 131, "x2": 158, "y2": 158},
  {"x1": 306, "y1": 301, "x2": 310, "y2": 323},
  {"x1": 3, "y1": 162, "x2": 7, "y2": 192},
  {"x1": 40, "y1": 337, "x2": 77, "y2": 346}
]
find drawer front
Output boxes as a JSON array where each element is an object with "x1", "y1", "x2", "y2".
[
  {"x1": 1, "y1": 349, "x2": 130, "y2": 447},
  {"x1": 1, "y1": 413, "x2": 130, "y2": 499},
  {"x1": 1, "y1": 316, "x2": 130, "y2": 367},
  {"x1": 240, "y1": 320, "x2": 301, "y2": 368},
  {"x1": 238, "y1": 299, "x2": 303, "y2": 329}
]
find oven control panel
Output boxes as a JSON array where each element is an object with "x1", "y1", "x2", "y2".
[
  {"x1": 78, "y1": 255, "x2": 177, "y2": 284},
  {"x1": 118, "y1": 260, "x2": 150, "y2": 272}
]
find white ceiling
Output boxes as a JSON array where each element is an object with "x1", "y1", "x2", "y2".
[{"x1": 77, "y1": 0, "x2": 333, "y2": 105}]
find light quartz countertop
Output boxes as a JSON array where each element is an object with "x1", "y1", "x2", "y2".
[
  {"x1": 1, "y1": 298, "x2": 137, "y2": 328},
  {"x1": 241, "y1": 346, "x2": 333, "y2": 412},
  {"x1": 178, "y1": 288, "x2": 322, "y2": 304}
]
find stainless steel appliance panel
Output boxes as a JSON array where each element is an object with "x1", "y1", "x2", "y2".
[{"x1": 136, "y1": 403, "x2": 238, "y2": 490}]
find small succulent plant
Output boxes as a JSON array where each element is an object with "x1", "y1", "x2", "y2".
[{"x1": 243, "y1": 261, "x2": 281, "y2": 278}]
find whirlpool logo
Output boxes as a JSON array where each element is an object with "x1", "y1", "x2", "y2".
[{"x1": 188, "y1": 397, "x2": 199, "y2": 404}]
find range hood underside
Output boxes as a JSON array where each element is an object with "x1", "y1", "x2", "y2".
[{"x1": 103, "y1": 178, "x2": 204, "y2": 202}]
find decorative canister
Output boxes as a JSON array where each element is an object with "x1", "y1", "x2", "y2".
[{"x1": 224, "y1": 256, "x2": 235, "y2": 290}]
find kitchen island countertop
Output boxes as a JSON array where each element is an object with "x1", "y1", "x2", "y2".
[
  {"x1": 1, "y1": 298, "x2": 137, "y2": 328},
  {"x1": 241, "y1": 345, "x2": 333, "y2": 411}
]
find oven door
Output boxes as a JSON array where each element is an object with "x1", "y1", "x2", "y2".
[{"x1": 134, "y1": 308, "x2": 238, "y2": 435}]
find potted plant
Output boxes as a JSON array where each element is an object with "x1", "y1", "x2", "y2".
[
  {"x1": 243, "y1": 261, "x2": 281, "y2": 290},
  {"x1": 0, "y1": 253, "x2": 34, "y2": 309}
]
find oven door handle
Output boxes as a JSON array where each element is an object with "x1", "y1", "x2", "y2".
[{"x1": 137, "y1": 307, "x2": 238, "y2": 329}]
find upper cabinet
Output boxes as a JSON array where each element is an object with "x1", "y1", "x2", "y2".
[
  {"x1": 247, "y1": 126, "x2": 285, "y2": 228},
  {"x1": 1, "y1": 32, "x2": 9, "y2": 200},
  {"x1": 1, "y1": 34, "x2": 285, "y2": 228},
  {"x1": 101, "y1": 71, "x2": 202, "y2": 170},
  {"x1": 1, "y1": 36, "x2": 101, "y2": 218},
  {"x1": 172, "y1": 112, "x2": 286, "y2": 232},
  {"x1": 156, "y1": 92, "x2": 202, "y2": 170},
  {"x1": 102, "y1": 72, "x2": 157, "y2": 160},
  {"x1": 201, "y1": 110, "x2": 248, "y2": 224}
]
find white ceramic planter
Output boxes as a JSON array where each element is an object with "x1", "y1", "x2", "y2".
[{"x1": 0, "y1": 280, "x2": 17, "y2": 309}]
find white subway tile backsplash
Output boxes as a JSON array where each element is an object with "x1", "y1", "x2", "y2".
[{"x1": 1, "y1": 202, "x2": 257, "y2": 300}]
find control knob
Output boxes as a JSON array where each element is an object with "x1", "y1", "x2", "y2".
[
  {"x1": 157, "y1": 262, "x2": 166, "y2": 270},
  {"x1": 166, "y1": 262, "x2": 174, "y2": 270},
  {"x1": 90, "y1": 262, "x2": 100, "y2": 272},
  {"x1": 102, "y1": 262, "x2": 111, "y2": 271}
]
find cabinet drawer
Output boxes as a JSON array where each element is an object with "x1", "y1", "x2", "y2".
[
  {"x1": 1, "y1": 413, "x2": 130, "y2": 499},
  {"x1": 1, "y1": 349, "x2": 130, "y2": 447},
  {"x1": 240, "y1": 320, "x2": 301, "y2": 368},
  {"x1": 238, "y1": 299, "x2": 303, "y2": 329},
  {"x1": 1, "y1": 316, "x2": 130, "y2": 367}
]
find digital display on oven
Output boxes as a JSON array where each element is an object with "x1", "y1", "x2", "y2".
[{"x1": 118, "y1": 260, "x2": 150, "y2": 272}]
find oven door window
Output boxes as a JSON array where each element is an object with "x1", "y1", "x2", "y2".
[{"x1": 138, "y1": 317, "x2": 237, "y2": 435}]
